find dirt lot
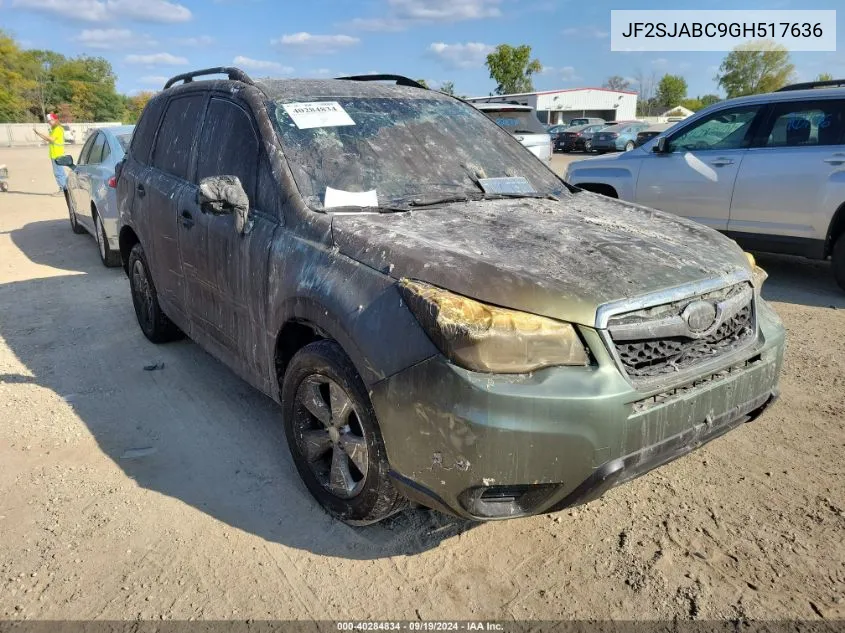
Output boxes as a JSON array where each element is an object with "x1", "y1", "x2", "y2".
[{"x1": 0, "y1": 146, "x2": 843, "y2": 622}]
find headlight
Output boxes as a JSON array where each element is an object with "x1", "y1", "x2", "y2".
[
  {"x1": 399, "y1": 279, "x2": 590, "y2": 373},
  {"x1": 744, "y1": 252, "x2": 768, "y2": 291}
]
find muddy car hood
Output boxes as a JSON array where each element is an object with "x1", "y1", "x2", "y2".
[{"x1": 330, "y1": 193, "x2": 750, "y2": 327}]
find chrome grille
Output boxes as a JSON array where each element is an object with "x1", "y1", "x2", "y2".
[{"x1": 607, "y1": 282, "x2": 756, "y2": 380}]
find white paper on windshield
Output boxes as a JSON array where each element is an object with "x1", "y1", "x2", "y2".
[
  {"x1": 282, "y1": 101, "x2": 355, "y2": 129},
  {"x1": 324, "y1": 187, "x2": 379, "y2": 209}
]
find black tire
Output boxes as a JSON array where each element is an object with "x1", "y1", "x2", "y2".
[
  {"x1": 282, "y1": 340, "x2": 406, "y2": 525},
  {"x1": 92, "y1": 206, "x2": 121, "y2": 267},
  {"x1": 65, "y1": 190, "x2": 85, "y2": 234},
  {"x1": 127, "y1": 243, "x2": 182, "y2": 343},
  {"x1": 833, "y1": 236, "x2": 845, "y2": 292}
]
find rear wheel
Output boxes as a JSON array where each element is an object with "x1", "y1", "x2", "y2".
[
  {"x1": 127, "y1": 243, "x2": 183, "y2": 343},
  {"x1": 625, "y1": 141, "x2": 635, "y2": 151},
  {"x1": 65, "y1": 191, "x2": 85, "y2": 235},
  {"x1": 833, "y1": 236, "x2": 845, "y2": 292},
  {"x1": 93, "y1": 207, "x2": 121, "y2": 267},
  {"x1": 282, "y1": 340, "x2": 406, "y2": 524}
]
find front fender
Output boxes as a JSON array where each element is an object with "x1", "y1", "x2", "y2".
[{"x1": 566, "y1": 156, "x2": 642, "y2": 201}]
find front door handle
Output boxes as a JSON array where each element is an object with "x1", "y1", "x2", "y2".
[
  {"x1": 710, "y1": 158, "x2": 734, "y2": 167},
  {"x1": 180, "y1": 210, "x2": 194, "y2": 229},
  {"x1": 823, "y1": 153, "x2": 845, "y2": 165},
  {"x1": 136, "y1": 183, "x2": 145, "y2": 198}
]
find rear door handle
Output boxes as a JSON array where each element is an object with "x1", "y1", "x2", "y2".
[
  {"x1": 823, "y1": 153, "x2": 845, "y2": 165},
  {"x1": 180, "y1": 210, "x2": 194, "y2": 229},
  {"x1": 710, "y1": 158, "x2": 734, "y2": 166},
  {"x1": 136, "y1": 183, "x2": 145, "y2": 198}
]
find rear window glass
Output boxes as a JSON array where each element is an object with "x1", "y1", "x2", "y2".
[
  {"x1": 130, "y1": 97, "x2": 166, "y2": 165},
  {"x1": 151, "y1": 94, "x2": 206, "y2": 180},
  {"x1": 479, "y1": 109, "x2": 547, "y2": 134}
]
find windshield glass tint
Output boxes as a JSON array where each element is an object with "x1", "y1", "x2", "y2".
[
  {"x1": 480, "y1": 110, "x2": 547, "y2": 134},
  {"x1": 270, "y1": 97, "x2": 565, "y2": 210}
]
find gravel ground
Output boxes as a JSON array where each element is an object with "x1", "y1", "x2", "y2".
[{"x1": 0, "y1": 146, "x2": 843, "y2": 622}]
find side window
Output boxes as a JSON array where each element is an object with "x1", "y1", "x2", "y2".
[
  {"x1": 668, "y1": 106, "x2": 760, "y2": 152},
  {"x1": 88, "y1": 133, "x2": 106, "y2": 165},
  {"x1": 77, "y1": 133, "x2": 96, "y2": 166},
  {"x1": 101, "y1": 140, "x2": 111, "y2": 163},
  {"x1": 763, "y1": 100, "x2": 845, "y2": 148},
  {"x1": 130, "y1": 97, "x2": 166, "y2": 165},
  {"x1": 151, "y1": 94, "x2": 206, "y2": 179},
  {"x1": 195, "y1": 98, "x2": 259, "y2": 202}
]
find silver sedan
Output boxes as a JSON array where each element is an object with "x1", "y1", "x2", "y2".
[{"x1": 58, "y1": 125, "x2": 135, "y2": 267}]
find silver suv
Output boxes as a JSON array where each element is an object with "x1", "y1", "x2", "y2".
[
  {"x1": 565, "y1": 79, "x2": 845, "y2": 290},
  {"x1": 474, "y1": 103, "x2": 551, "y2": 162}
]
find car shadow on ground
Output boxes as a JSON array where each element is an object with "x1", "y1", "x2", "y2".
[
  {"x1": 1, "y1": 219, "x2": 475, "y2": 560},
  {"x1": 753, "y1": 251, "x2": 845, "y2": 309}
]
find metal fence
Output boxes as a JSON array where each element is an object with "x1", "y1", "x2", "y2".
[{"x1": 1, "y1": 122, "x2": 124, "y2": 147}]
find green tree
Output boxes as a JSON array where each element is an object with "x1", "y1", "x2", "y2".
[
  {"x1": 416, "y1": 78, "x2": 430, "y2": 89},
  {"x1": 123, "y1": 91, "x2": 154, "y2": 123},
  {"x1": 656, "y1": 74, "x2": 687, "y2": 109},
  {"x1": 603, "y1": 75, "x2": 630, "y2": 91},
  {"x1": 679, "y1": 97, "x2": 703, "y2": 112},
  {"x1": 0, "y1": 30, "x2": 36, "y2": 122},
  {"x1": 700, "y1": 94, "x2": 721, "y2": 107},
  {"x1": 717, "y1": 40, "x2": 795, "y2": 97},
  {"x1": 439, "y1": 81, "x2": 455, "y2": 96},
  {"x1": 485, "y1": 44, "x2": 542, "y2": 95},
  {"x1": 816, "y1": 72, "x2": 834, "y2": 82}
]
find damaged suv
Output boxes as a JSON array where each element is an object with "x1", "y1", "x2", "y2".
[{"x1": 116, "y1": 68, "x2": 785, "y2": 524}]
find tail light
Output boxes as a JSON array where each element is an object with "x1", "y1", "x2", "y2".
[
  {"x1": 575, "y1": 133, "x2": 582, "y2": 137},
  {"x1": 107, "y1": 176, "x2": 117, "y2": 188}
]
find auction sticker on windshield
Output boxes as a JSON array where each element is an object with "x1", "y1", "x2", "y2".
[{"x1": 282, "y1": 102, "x2": 355, "y2": 129}]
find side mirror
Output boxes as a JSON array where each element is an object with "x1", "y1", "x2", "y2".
[
  {"x1": 198, "y1": 175, "x2": 253, "y2": 235},
  {"x1": 54, "y1": 155, "x2": 74, "y2": 167},
  {"x1": 653, "y1": 137, "x2": 669, "y2": 154}
]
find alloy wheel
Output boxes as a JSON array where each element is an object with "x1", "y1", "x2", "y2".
[
  {"x1": 293, "y1": 375, "x2": 369, "y2": 499},
  {"x1": 132, "y1": 259, "x2": 154, "y2": 328}
]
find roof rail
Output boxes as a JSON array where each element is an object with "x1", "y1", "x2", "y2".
[
  {"x1": 334, "y1": 74, "x2": 428, "y2": 89},
  {"x1": 775, "y1": 78, "x2": 845, "y2": 92},
  {"x1": 163, "y1": 67, "x2": 254, "y2": 90}
]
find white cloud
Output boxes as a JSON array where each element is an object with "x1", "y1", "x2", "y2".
[
  {"x1": 74, "y1": 28, "x2": 157, "y2": 49},
  {"x1": 346, "y1": 0, "x2": 501, "y2": 31},
  {"x1": 11, "y1": 0, "x2": 191, "y2": 22},
  {"x1": 232, "y1": 56, "x2": 293, "y2": 74},
  {"x1": 140, "y1": 75, "x2": 168, "y2": 85},
  {"x1": 562, "y1": 26, "x2": 609, "y2": 39},
  {"x1": 539, "y1": 65, "x2": 581, "y2": 82},
  {"x1": 179, "y1": 35, "x2": 214, "y2": 47},
  {"x1": 427, "y1": 42, "x2": 494, "y2": 70},
  {"x1": 273, "y1": 32, "x2": 359, "y2": 55},
  {"x1": 125, "y1": 52, "x2": 188, "y2": 65}
]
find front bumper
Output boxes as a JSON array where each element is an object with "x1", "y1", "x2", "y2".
[{"x1": 370, "y1": 303, "x2": 785, "y2": 520}]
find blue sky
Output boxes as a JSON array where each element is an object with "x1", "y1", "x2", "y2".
[{"x1": 4, "y1": 0, "x2": 844, "y2": 99}]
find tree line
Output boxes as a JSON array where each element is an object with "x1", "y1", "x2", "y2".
[
  {"x1": 484, "y1": 40, "x2": 835, "y2": 115},
  {"x1": 1, "y1": 30, "x2": 152, "y2": 124}
]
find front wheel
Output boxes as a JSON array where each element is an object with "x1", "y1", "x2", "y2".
[
  {"x1": 127, "y1": 243, "x2": 183, "y2": 343},
  {"x1": 65, "y1": 191, "x2": 85, "y2": 235},
  {"x1": 282, "y1": 340, "x2": 406, "y2": 524},
  {"x1": 833, "y1": 236, "x2": 845, "y2": 292},
  {"x1": 624, "y1": 141, "x2": 635, "y2": 151},
  {"x1": 94, "y1": 208, "x2": 121, "y2": 267}
]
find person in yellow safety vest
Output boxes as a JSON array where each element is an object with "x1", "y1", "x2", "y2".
[{"x1": 33, "y1": 113, "x2": 66, "y2": 195}]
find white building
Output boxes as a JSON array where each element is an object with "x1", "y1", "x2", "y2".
[{"x1": 467, "y1": 88, "x2": 638, "y2": 125}]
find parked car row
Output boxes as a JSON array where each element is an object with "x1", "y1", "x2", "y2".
[{"x1": 566, "y1": 79, "x2": 845, "y2": 291}]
